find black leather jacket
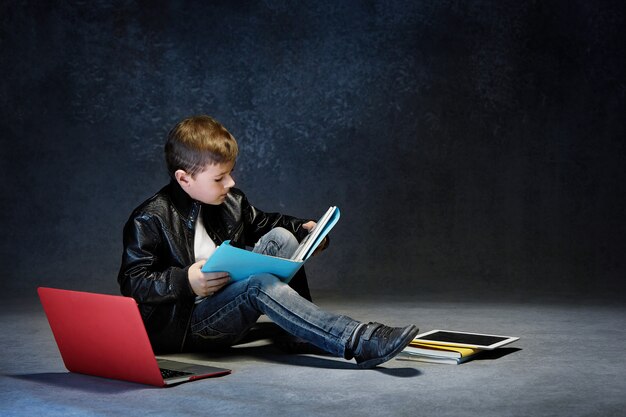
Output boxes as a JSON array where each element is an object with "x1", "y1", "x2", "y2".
[{"x1": 117, "y1": 180, "x2": 309, "y2": 353}]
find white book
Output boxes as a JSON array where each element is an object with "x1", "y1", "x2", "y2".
[{"x1": 290, "y1": 206, "x2": 339, "y2": 261}]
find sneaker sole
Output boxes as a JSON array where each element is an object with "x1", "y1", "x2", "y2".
[{"x1": 356, "y1": 324, "x2": 420, "y2": 369}]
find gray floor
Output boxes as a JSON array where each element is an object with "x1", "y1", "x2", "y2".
[{"x1": 1, "y1": 293, "x2": 625, "y2": 417}]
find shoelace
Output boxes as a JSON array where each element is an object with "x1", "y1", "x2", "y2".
[{"x1": 371, "y1": 324, "x2": 394, "y2": 341}]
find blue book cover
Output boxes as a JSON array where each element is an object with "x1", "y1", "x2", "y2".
[{"x1": 201, "y1": 241, "x2": 302, "y2": 282}]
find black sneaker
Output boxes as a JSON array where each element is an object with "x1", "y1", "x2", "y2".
[{"x1": 352, "y1": 322, "x2": 419, "y2": 368}]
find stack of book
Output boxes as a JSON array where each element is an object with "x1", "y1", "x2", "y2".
[{"x1": 398, "y1": 339, "x2": 482, "y2": 365}]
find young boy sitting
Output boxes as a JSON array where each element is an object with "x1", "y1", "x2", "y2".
[{"x1": 117, "y1": 115, "x2": 418, "y2": 368}]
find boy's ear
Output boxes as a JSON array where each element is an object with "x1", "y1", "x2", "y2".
[{"x1": 174, "y1": 169, "x2": 193, "y2": 188}]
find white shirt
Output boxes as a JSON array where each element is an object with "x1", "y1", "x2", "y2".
[
  {"x1": 194, "y1": 207, "x2": 217, "y2": 262},
  {"x1": 194, "y1": 208, "x2": 217, "y2": 303}
]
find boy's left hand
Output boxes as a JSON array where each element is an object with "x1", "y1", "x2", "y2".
[
  {"x1": 302, "y1": 221, "x2": 328, "y2": 256},
  {"x1": 302, "y1": 221, "x2": 316, "y2": 231}
]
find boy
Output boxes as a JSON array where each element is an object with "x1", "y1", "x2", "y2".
[{"x1": 118, "y1": 115, "x2": 418, "y2": 368}]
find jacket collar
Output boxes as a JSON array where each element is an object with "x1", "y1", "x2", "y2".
[{"x1": 168, "y1": 179, "x2": 201, "y2": 230}]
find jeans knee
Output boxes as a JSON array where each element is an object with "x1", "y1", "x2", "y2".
[
  {"x1": 271, "y1": 227, "x2": 298, "y2": 247},
  {"x1": 255, "y1": 227, "x2": 299, "y2": 258}
]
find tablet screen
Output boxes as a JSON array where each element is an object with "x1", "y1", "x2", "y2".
[
  {"x1": 413, "y1": 330, "x2": 519, "y2": 349},
  {"x1": 419, "y1": 331, "x2": 508, "y2": 346}
]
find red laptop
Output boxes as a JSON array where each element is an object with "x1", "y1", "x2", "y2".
[{"x1": 38, "y1": 287, "x2": 231, "y2": 387}]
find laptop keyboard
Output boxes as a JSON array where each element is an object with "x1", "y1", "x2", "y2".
[{"x1": 160, "y1": 368, "x2": 193, "y2": 379}]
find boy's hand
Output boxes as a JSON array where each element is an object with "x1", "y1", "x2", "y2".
[
  {"x1": 188, "y1": 260, "x2": 231, "y2": 297},
  {"x1": 302, "y1": 221, "x2": 328, "y2": 256}
]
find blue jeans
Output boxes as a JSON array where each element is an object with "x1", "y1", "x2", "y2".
[{"x1": 188, "y1": 228, "x2": 361, "y2": 357}]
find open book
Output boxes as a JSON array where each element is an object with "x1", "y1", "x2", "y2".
[{"x1": 201, "y1": 206, "x2": 340, "y2": 283}]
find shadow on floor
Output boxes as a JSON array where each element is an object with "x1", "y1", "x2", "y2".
[
  {"x1": 7, "y1": 372, "x2": 152, "y2": 392},
  {"x1": 169, "y1": 321, "x2": 422, "y2": 377},
  {"x1": 185, "y1": 346, "x2": 423, "y2": 377}
]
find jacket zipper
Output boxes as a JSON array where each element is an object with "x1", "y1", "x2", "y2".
[{"x1": 180, "y1": 201, "x2": 200, "y2": 352}]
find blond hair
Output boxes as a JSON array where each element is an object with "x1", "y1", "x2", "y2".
[{"x1": 165, "y1": 115, "x2": 239, "y2": 177}]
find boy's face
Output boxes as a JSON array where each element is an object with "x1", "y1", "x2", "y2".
[{"x1": 175, "y1": 160, "x2": 236, "y2": 205}]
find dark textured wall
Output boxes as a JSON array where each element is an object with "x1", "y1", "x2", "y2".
[{"x1": 1, "y1": 1, "x2": 624, "y2": 301}]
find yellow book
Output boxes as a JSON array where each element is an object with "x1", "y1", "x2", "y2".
[{"x1": 408, "y1": 341, "x2": 479, "y2": 357}]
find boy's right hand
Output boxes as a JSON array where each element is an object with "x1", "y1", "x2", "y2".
[{"x1": 188, "y1": 260, "x2": 231, "y2": 297}]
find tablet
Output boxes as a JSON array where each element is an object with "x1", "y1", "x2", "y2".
[{"x1": 412, "y1": 330, "x2": 519, "y2": 350}]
